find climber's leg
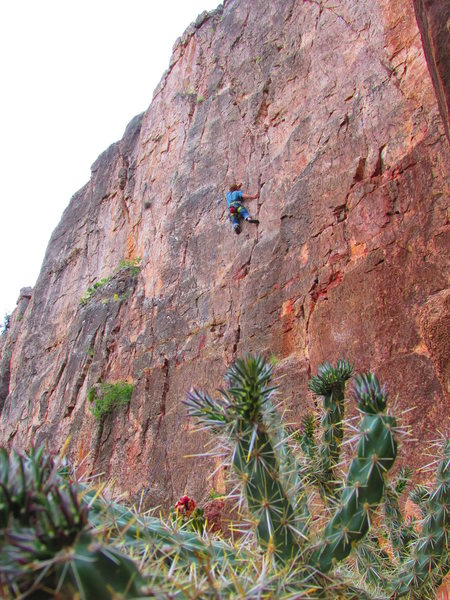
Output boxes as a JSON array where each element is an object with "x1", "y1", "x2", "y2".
[
  {"x1": 237, "y1": 205, "x2": 249, "y2": 220},
  {"x1": 230, "y1": 213, "x2": 241, "y2": 234}
]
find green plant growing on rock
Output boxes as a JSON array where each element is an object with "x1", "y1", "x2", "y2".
[
  {"x1": 80, "y1": 276, "x2": 111, "y2": 306},
  {"x1": 88, "y1": 380, "x2": 133, "y2": 422},
  {"x1": 118, "y1": 256, "x2": 141, "y2": 276},
  {"x1": 186, "y1": 355, "x2": 449, "y2": 597},
  {"x1": 79, "y1": 258, "x2": 140, "y2": 308}
]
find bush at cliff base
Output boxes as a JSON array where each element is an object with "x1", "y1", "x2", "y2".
[{"x1": 0, "y1": 355, "x2": 448, "y2": 599}]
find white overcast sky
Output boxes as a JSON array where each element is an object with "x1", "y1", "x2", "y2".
[{"x1": 0, "y1": 0, "x2": 221, "y2": 323}]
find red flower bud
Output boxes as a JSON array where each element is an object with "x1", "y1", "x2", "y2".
[{"x1": 174, "y1": 495, "x2": 196, "y2": 516}]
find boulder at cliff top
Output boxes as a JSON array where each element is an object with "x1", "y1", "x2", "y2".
[{"x1": 1, "y1": 0, "x2": 448, "y2": 506}]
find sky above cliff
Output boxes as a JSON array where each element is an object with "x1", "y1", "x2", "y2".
[{"x1": 0, "y1": 0, "x2": 220, "y2": 325}]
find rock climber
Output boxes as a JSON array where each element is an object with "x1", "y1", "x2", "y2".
[{"x1": 226, "y1": 182, "x2": 259, "y2": 234}]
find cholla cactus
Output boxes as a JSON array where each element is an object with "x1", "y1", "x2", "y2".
[
  {"x1": 309, "y1": 371, "x2": 397, "y2": 572},
  {"x1": 186, "y1": 354, "x2": 449, "y2": 597},
  {"x1": 187, "y1": 355, "x2": 307, "y2": 562},
  {"x1": 0, "y1": 445, "x2": 143, "y2": 598},
  {"x1": 0, "y1": 444, "x2": 245, "y2": 598},
  {"x1": 392, "y1": 439, "x2": 449, "y2": 597},
  {"x1": 305, "y1": 359, "x2": 353, "y2": 500},
  {"x1": 1, "y1": 356, "x2": 447, "y2": 599}
]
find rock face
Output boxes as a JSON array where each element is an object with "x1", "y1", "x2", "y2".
[
  {"x1": 1, "y1": 0, "x2": 448, "y2": 506},
  {"x1": 413, "y1": 0, "x2": 450, "y2": 140}
]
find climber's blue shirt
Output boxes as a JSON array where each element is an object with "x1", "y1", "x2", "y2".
[{"x1": 226, "y1": 190, "x2": 243, "y2": 208}]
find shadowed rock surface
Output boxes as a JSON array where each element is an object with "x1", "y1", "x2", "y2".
[{"x1": 1, "y1": 0, "x2": 448, "y2": 507}]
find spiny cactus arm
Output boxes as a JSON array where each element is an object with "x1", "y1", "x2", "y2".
[
  {"x1": 85, "y1": 488, "x2": 241, "y2": 566},
  {"x1": 392, "y1": 438, "x2": 449, "y2": 597},
  {"x1": 354, "y1": 534, "x2": 393, "y2": 591},
  {"x1": 308, "y1": 360, "x2": 353, "y2": 499},
  {"x1": 384, "y1": 494, "x2": 418, "y2": 563},
  {"x1": 0, "y1": 447, "x2": 49, "y2": 528},
  {"x1": 392, "y1": 467, "x2": 412, "y2": 496},
  {"x1": 297, "y1": 413, "x2": 318, "y2": 461},
  {"x1": 224, "y1": 355, "x2": 278, "y2": 422},
  {"x1": 0, "y1": 447, "x2": 144, "y2": 598},
  {"x1": 228, "y1": 356, "x2": 310, "y2": 538},
  {"x1": 186, "y1": 355, "x2": 307, "y2": 562},
  {"x1": 268, "y1": 418, "x2": 311, "y2": 532},
  {"x1": 310, "y1": 372, "x2": 397, "y2": 573},
  {"x1": 232, "y1": 422, "x2": 301, "y2": 562},
  {"x1": 184, "y1": 388, "x2": 230, "y2": 432},
  {"x1": 384, "y1": 468, "x2": 418, "y2": 561},
  {"x1": 1, "y1": 529, "x2": 144, "y2": 599},
  {"x1": 53, "y1": 532, "x2": 144, "y2": 600},
  {"x1": 293, "y1": 413, "x2": 339, "y2": 506}
]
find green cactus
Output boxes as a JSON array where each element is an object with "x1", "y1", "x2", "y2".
[
  {"x1": 1, "y1": 355, "x2": 447, "y2": 599},
  {"x1": 186, "y1": 359, "x2": 396, "y2": 571},
  {"x1": 393, "y1": 439, "x2": 449, "y2": 597},
  {"x1": 0, "y1": 446, "x2": 143, "y2": 598},
  {"x1": 305, "y1": 359, "x2": 353, "y2": 500},
  {"x1": 0, "y1": 448, "x2": 242, "y2": 597},
  {"x1": 187, "y1": 355, "x2": 449, "y2": 597},
  {"x1": 187, "y1": 356, "x2": 306, "y2": 562},
  {"x1": 309, "y1": 371, "x2": 397, "y2": 572},
  {"x1": 383, "y1": 468, "x2": 418, "y2": 561},
  {"x1": 409, "y1": 483, "x2": 432, "y2": 515}
]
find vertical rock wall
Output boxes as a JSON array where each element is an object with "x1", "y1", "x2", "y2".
[
  {"x1": 413, "y1": 0, "x2": 450, "y2": 139},
  {"x1": 1, "y1": 0, "x2": 448, "y2": 506}
]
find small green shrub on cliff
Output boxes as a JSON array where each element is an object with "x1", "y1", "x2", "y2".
[
  {"x1": 79, "y1": 258, "x2": 140, "y2": 307},
  {"x1": 0, "y1": 313, "x2": 11, "y2": 334},
  {"x1": 80, "y1": 276, "x2": 111, "y2": 306},
  {"x1": 118, "y1": 256, "x2": 141, "y2": 276},
  {"x1": 88, "y1": 381, "x2": 133, "y2": 421}
]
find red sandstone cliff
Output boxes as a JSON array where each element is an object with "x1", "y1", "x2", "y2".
[{"x1": 1, "y1": 0, "x2": 448, "y2": 507}]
